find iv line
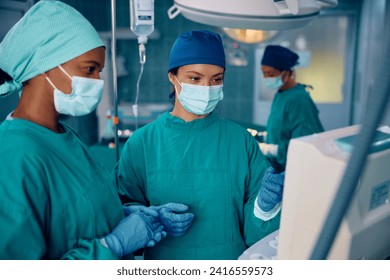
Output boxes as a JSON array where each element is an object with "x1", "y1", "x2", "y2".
[{"x1": 133, "y1": 43, "x2": 146, "y2": 130}]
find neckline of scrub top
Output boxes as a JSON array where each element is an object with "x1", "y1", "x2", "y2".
[
  {"x1": 3, "y1": 118, "x2": 72, "y2": 137},
  {"x1": 278, "y1": 83, "x2": 306, "y2": 94},
  {"x1": 163, "y1": 111, "x2": 218, "y2": 131}
]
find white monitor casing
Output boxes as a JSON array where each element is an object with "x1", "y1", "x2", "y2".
[{"x1": 278, "y1": 125, "x2": 390, "y2": 259}]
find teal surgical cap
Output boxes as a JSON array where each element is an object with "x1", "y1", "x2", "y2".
[
  {"x1": 0, "y1": 0, "x2": 105, "y2": 96},
  {"x1": 168, "y1": 30, "x2": 226, "y2": 72}
]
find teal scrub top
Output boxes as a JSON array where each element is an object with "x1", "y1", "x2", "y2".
[
  {"x1": 0, "y1": 119, "x2": 123, "y2": 260},
  {"x1": 115, "y1": 112, "x2": 280, "y2": 260},
  {"x1": 266, "y1": 84, "x2": 324, "y2": 172}
]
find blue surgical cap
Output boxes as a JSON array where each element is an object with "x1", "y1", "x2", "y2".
[
  {"x1": 0, "y1": 0, "x2": 105, "y2": 96},
  {"x1": 261, "y1": 45, "x2": 299, "y2": 71},
  {"x1": 168, "y1": 30, "x2": 226, "y2": 72}
]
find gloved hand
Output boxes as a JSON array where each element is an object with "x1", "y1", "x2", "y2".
[
  {"x1": 103, "y1": 209, "x2": 166, "y2": 258},
  {"x1": 257, "y1": 167, "x2": 285, "y2": 212},
  {"x1": 122, "y1": 204, "x2": 168, "y2": 246},
  {"x1": 259, "y1": 142, "x2": 278, "y2": 157},
  {"x1": 123, "y1": 204, "x2": 159, "y2": 217},
  {"x1": 151, "y1": 203, "x2": 195, "y2": 237}
]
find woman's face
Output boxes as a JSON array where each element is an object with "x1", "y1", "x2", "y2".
[
  {"x1": 261, "y1": 65, "x2": 282, "y2": 78},
  {"x1": 45, "y1": 47, "x2": 105, "y2": 94},
  {"x1": 170, "y1": 64, "x2": 224, "y2": 91}
]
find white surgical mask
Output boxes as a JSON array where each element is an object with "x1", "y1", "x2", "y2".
[
  {"x1": 175, "y1": 76, "x2": 223, "y2": 115},
  {"x1": 45, "y1": 65, "x2": 104, "y2": 116},
  {"x1": 263, "y1": 72, "x2": 284, "y2": 90}
]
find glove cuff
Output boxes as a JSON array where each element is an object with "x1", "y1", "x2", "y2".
[
  {"x1": 104, "y1": 235, "x2": 124, "y2": 258},
  {"x1": 259, "y1": 143, "x2": 278, "y2": 157},
  {"x1": 254, "y1": 197, "x2": 281, "y2": 221},
  {"x1": 99, "y1": 238, "x2": 109, "y2": 248}
]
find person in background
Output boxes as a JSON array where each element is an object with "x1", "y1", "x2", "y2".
[
  {"x1": 115, "y1": 30, "x2": 284, "y2": 260},
  {"x1": 259, "y1": 45, "x2": 324, "y2": 172},
  {"x1": 0, "y1": 0, "x2": 166, "y2": 260}
]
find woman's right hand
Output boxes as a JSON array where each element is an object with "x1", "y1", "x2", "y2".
[{"x1": 102, "y1": 208, "x2": 167, "y2": 258}]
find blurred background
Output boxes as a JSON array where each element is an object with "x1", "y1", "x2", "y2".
[{"x1": 1, "y1": 0, "x2": 388, "y2": 148}]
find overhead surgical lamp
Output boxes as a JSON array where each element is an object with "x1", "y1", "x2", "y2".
[
  {"x1": 168, "y1": 0, "x2": 338, "y2": 30},
  {"x1": 222, "y1": 28, "x2": 279, "y2": 44}
]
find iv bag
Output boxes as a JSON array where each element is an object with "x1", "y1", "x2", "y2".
[{"x1": 130, "y1": 0, "x2": 154, "y2": 44}]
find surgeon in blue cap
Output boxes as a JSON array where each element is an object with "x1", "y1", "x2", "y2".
[
  {"x1": 0, "y1": 0, "x2": 166, "y2": 259},
  {"x1": 259, "y1": 45, "x2": 324, "y2": 172},
  {"x1": 115, "y1": 30, "x2": 281, "y2": 260}
]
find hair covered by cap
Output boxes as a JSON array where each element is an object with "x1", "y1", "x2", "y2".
[
  {"x1": 0, "y1": 0, "x2": 104, "y2": 96},
  {"x1": 168, "y1": 30, "x2": 226, "y2": 72},
  {"x1": 261, "y1": 45, "x2": 299, "y2": 71}
]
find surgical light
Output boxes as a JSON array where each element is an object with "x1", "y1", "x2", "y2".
[
  {"x1": 168, "y1": 0, "x2": 338, "y2": 30},
  {"x1": 222, "y1": 28, "x2": 279, "y2": 44}
]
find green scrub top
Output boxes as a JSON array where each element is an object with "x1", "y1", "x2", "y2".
[
  {"x1": 266, "y1": 84, "x2": 324, "y2": 172},
  {"x1": 0, "y1": 119, "x2": 123, "y2": 259},
  {"x1": 115, "y1": 112, "x2": 280, "y2": 260}
]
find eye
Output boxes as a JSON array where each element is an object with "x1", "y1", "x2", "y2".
[
  {"x1": 189, "y1": 76, "x2": 201, "y2": 82},
  {"x1": 271, "y1": 71, "x2": 282, "y2": 77},
  {"x1": 264, "y1": 71, "x2": 278, "y2": 77},
  {"x1": 210, "y1": 76, "x2": 223, "y2": 85},
  {"x1": 86, "y1": 66, "x2": 96, "y2": 74}
]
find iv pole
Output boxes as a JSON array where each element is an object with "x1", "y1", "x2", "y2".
[{"x1": 110, "y1": 0, "x2": 120, "y2": 163}]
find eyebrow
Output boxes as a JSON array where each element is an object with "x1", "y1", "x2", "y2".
[
  {"x1": 82, "y1": 60, "x2": 104, "y2": 70},
  {"x1": 184, "y1": 70, "x2": 224, "y2": 77},
  {"x1": 262, "y1": 70, "x2": 279, "y2": 75}
]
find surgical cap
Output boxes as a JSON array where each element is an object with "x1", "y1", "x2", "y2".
[
  {"x1": 0, "y1": 0, "x2": 104, "y2": 96},
  {"x1": 168, "y1": 30, "x2": 226, "y2": 72},
  {"x1": 261, "y1": 45, "x2": 299, "y2": 71}
]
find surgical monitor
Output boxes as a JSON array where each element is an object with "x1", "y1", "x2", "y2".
[{"x1": 278, "y1": 125, "x2": 390, "y2": 259}]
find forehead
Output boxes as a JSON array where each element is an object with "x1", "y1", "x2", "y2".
[
  {"x1": 178, "y1": 64, "x2": 224, "y2": 75},
  {"x1": 261, "y1": 65, "x2": 279, "y2": 73},
  {"x1": 70, "y1": 47, "x2": 105, "y2": 65}
]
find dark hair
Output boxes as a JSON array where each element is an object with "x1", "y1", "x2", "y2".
[
  {"x1": 168, "y1": 67, "x2": 179, "y2": 104},
  {"x1": 0, "y1": 68, "x2": 12, "y2": 85}
]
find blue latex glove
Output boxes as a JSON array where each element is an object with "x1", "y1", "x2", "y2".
[
  {"x1": 123, "y1": 204, "x2": 160, "y2": 217},
  {"x1": 103, "y1": 209, "x2": 165, "y2": 258},
  {"x1": 257, "y1": 167, "x2": 285, "y2": 212},
  {"x1": 123, "y1": 204, "x2": 167, "y2": 246},
  {"x1": 151, "y1": 203, "x2": 195, "y2": 237},
  {"x1": 123, "y1": 205, "x2": 167, "y2": 247}
]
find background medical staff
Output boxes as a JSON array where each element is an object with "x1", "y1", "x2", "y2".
[
  {"x1": 259, "y1": 45, "x2": 324, "y2": 172},
  {"x1": 115, "y1": 30, "x2": 284, "y2": 260},
  {"x1": 0, "y1": 0, "x2": 166, "y2": 260}
]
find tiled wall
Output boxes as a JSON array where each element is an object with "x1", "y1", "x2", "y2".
[
  {"x1": 62, "y1": 0, "x2": 257, "y2": 124},
  {"x1": 58, "y1": 0, "x2": 362, "y2": 128}
]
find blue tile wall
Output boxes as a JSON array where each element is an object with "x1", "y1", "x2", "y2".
[
  {"x1": 57, "y1": 0, "x2": 362, "y2": 125},
  {"x1": 124, "y1": 0, "x2": 258, "y2": 123},
  {"x1": 62, "y1": 0, "x2": 257, "y2": 124}
]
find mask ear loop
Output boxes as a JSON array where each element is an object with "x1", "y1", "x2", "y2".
[
  {"x1": 44, "y1": 75, "x2": 58, "y2": 90},
  {"x1": 44, "y1": 65, "x2": 72, "y2": 90},
  {"x1": 279, "y1": 70, "x2": 290, "y2": 85},
  {"x1": 173, "y1": 75, "x2": 182, "y2": 97},
  {"x1": 280, "y1": 70, "x2": 286, "y2": 80},
  {"x1": 173, "y1": 75, "x2": 182, "y2": 87},
  {"x1": 58, "y1": 65, "x2": 73, "y2": 80}
]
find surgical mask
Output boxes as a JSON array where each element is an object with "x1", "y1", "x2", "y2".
[
  {"x1": 45, "y1": 65, "x2": 104, "y2": 116},
  {"x1": 175, "y1": 76, "x2": 224, "y2": 115},
  {"x1": 263, "y1": 73, "x2": 284, "y2": 90}
]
